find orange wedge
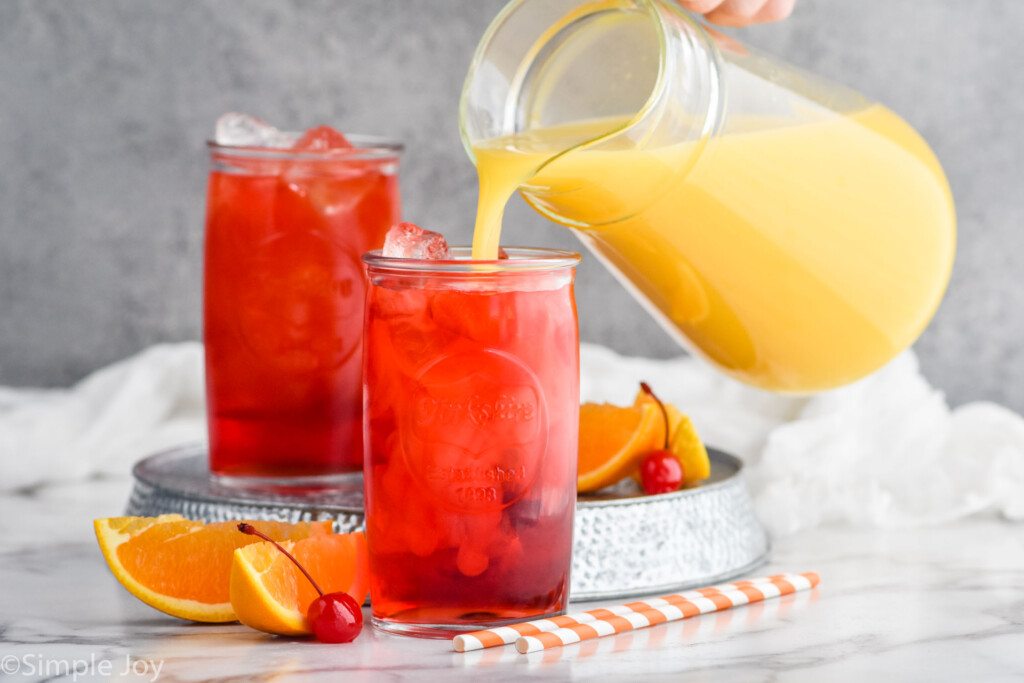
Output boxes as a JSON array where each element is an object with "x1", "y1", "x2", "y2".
[
  {"x1": 578, "y1": 402, "x2": 663, "y2": 492},
  {"x1": 94, "y1": 515, "x2": 332, "y2": 622},
  {"x1": 671, "y1": 415, "x2": 711, "y2": 483},
  {"x1": 634, "y1": 388, "x2": 684, "y2": 438},
  {"x1": 230, "y1": 531, "x2": 368, "y2": 636},
  {"x1": 633, "y1": 389, "x2": 711, "y2": 485}
]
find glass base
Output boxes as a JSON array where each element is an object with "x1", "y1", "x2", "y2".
[
  {"x1": 210, "y1": 470, "x2": 363, "y2": 493},
  {"x1": 372, "y1": 609, "x2": 566, "y2": 640}
]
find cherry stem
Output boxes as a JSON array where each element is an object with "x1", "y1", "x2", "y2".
[
  {"x1": 640, "y1": 381, "x2": 670, "y2": 450},
  {"x1": 237, "y1": 523, "x2": 324, "y2": 597}
]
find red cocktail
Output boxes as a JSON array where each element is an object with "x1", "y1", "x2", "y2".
[
  {"x1": 204, "y1": 127, "x2": 401, "y2": 481},
  {"x1": 362, "y1": 247, "x2": 580, "y2": 636}
]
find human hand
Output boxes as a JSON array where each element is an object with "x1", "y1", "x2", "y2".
[{"x1": 677, "y1": 0, "x2": 796, "y2": 26}]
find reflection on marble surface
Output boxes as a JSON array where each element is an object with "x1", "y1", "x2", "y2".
[{"x1": 1, "y1": 478, "x2": 1023, "y2": 682}]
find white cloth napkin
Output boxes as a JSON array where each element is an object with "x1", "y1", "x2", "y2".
[
  {"x1": 2, "y1": 342, "x2": 1022, "y2": 535},
  {"x1": 0, "y1": 344, "x2": 206, "y2": 492}
]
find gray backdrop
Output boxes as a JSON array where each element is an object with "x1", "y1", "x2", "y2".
[{"x1": 1, "y1": 0, "x2": 1022, "y2": 411}]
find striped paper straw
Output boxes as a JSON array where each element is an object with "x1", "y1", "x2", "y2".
[
  {"x1": 452, "y1": 572, "x2": 818, "y2": 653},
  {"x1": 516, "y1": 571, "x2": 819, "y2": 654}
]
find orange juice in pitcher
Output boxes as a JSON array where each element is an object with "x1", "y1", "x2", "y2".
[{"x1": 461, "y1": 0, "x2": 955, "y2": 393}]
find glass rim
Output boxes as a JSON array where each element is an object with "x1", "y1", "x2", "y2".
[
  {"x1": 458, "y1": 0, "x2": 723, "y2": 171},
  {"x1": 363, "y1": 246, "x2": 581, "y2": 273},
  {"x1": 207, "y1": 133, "x2": 403, "y2": 161}
]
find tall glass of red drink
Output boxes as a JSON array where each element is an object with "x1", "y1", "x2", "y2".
[
  {"x1": 362, "y1": 247, "x2": 581, "y2": 637},
  {"x1": 204, "y1": 133, "x2": 401, "y2": 482}
]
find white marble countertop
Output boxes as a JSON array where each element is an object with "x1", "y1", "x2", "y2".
[{"x1": 1, "y1": 478, "x2": 1022, "y2": 682}]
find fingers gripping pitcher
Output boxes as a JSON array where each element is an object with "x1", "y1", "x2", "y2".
[{"x1": 461, "y1": 0, "x2": 956, "y2": 393}]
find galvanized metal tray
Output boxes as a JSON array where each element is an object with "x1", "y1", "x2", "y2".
[{"x1": 126, "y1": 444, "x2": 768, "y2": 601}]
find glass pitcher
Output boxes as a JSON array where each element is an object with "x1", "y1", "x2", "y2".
[{"x1": 460, "y1": 0, "x2": 956, "y2": 393}]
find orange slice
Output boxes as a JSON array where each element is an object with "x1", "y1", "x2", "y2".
[
  {"x1": 230, "y1": 532, "x2": 368, "y2": 636},
  {"x1": 578, "y1": 402, "x2": 663, "y2": 492},
  {"x1": 671, "y1": 415, "x2": 711, "y2": 483},
  {"x1": 633, "y1": 388, "x2": 684, "y2": 438},
  {"x1": 94, "y1": 515, "x2": 332, "y2": 622},
  {"x1": 634, "y1": 389, "x2": 711, "y2": 485}
]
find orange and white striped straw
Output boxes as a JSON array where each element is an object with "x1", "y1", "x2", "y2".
[
  {"x1": 452, "y1": 572, "x2": 819, "y2": 654},
  {"x1": 515, "y1": 572, "x2": 819, "y2": 654}
]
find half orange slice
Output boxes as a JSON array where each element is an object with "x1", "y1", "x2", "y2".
[
  {"x1": 671, "y1": 415, "x2": 711, "y2": 483},
  {"x1": 634, "y1": 389, "x2": 711, "y2": 485},
  {"x1": 229, "y1": 532, "x2": 368, "y2": 636}
]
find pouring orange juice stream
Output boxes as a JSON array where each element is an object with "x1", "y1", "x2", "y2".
[{"x1": 470, "y1": 103, "x2": 955, "y2": 393}]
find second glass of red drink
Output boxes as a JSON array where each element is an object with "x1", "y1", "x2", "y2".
[{"x1": 204, "y1": 120, "x2": 402, "y2": 483}]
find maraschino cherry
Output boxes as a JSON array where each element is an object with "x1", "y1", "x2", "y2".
[
  {"x1": 237, "y1": 523, "x2": 362, "y2": 643},
  {"x1": 638, "y1": 382, "x2": 685, "y2": 495}
]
